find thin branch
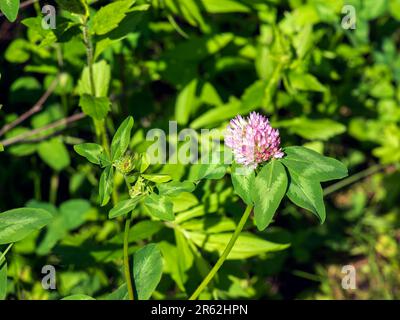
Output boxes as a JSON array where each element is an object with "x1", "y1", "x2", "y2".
[
  {"x1": 17, "y1": 128, "x2": 66, "y2": 144},
  {"x1": 323, "y1": 163, "x2": 388, "y2": 196},
  {"x1": 0, "y1": 112, "x2": 86, "y2": 147},
  {"x1": 0, "y1": 76, "x2": 60, "y2": 137},
  {"x1": 20, "y1": 0, "x2": 39, "y2": 9}
]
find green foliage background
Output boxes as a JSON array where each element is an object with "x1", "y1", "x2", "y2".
[{"x1": 0, "y1": 0, "x2": 400, "y2": 299}]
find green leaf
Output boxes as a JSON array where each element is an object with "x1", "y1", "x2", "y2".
[
  {"x1": 6, "y1": 128, "x2": 37, "y2": 156},
  {"x1": 180, "y1": 216, "x2": 236, "y2": 233},
  {"x1": 361, "y1": 0, "x2": 388, "y2": 20},
  {"x1": 164, "y1": 0, "x2": 206, "y2": 29},
  {"x1": 109, "y1": 196, "x2": 143, "y2": 219},
  {"x1": 79, "y1": 94, "x2": 111, "y2": 121},
  {"x1": 170, "y1": 193, "x2": 198, "y2": 213},
  {"x1": 231, "y1": 163, "x2": 255, "y2": 205},
  {"x1": 106, "y1": 284, "x2": 128, "y2": 300},
  {"x1": 190, "y1": 81, "x2": 266, "y2": 129},
  {"x1": 163, "y1": 33, "x2": 233, "y2": 63},
  {"x1": 294, "y1": 25, "x2": 313, "y2": 59},
  {"x1": 158, "y1": 242, "x2": 185, "y2": 291},
  {"x1": 111, "y1": 116, "x2": 134, "y2": 161},
  {"x1": 55, "y1": 0, "x2": 89, "y2": 16},
  {"x1": 186, "y1": 231, "x2": 290, "y2": 260},
  {"x1": 74, "y1": 143, "x2": 104, "y2": 165},
  {"x1": 0, "y1": 208, "x2": 53, "y2": 245},
  {"x1": 286, "y1": 172, "x2": 326, "y2": 223},
  {"x1": 133, "y1": 243, "x2": 163, "y2": 300},
  {"x1": 37, "y1": 200, "x2": 91, "y2": 255},
  {"x1": 157, "y1": 181, "x2": 195, "y2": 197},
  {"x1": 110, "y1": 220, "x2": 164, "y2": 245},
  {"x1": 390, "y1": 0, "x2": 400, "y2": 20},
  {"x1": 275, "y1": 118, "x2": 346, "y2": 141},
  {"x1": 0, "y1": 252, "x2": 7, "y2": 300},
  {"x1": 189, "y1": 163, "x2": 228, "y2": 181},
  {"x1": 240, "y1": 80, "x2": 268, "y2": 112},
  {"x1": 92, "y1": 0, "x2": 136, "y2": 35},
  {"x1": 37, "y1": 138, "x2": 70, "y2": 171},
  {"x1": 78, "y1": 60, "x2": 111, "y2": 98},
  {"x1": 21, "y1": 16, "x2": 57, "y2": 47},
  {"x1": 99, "y1": 166, "x2": 114, "y2": 206},
  {"x1": 175, "y1": 79, "x2": 198, "y2": 126},
  {"x1": 280, "y1": 146, "x2": 348, "y2": 182},
  {"x1": 174, "y1": 229, "x2": 194, "y2": 288},
  {"x1": 190, "y1": 99, "x2": 241, "y2": 129},
  {"x1": 99, "y1": 153, "x2": 112, "y2": 168},
  {"x1": 288, "y1": 72, "x2": 326, "y2": 92},
  {"x1": 139, "y1": 153, "x2": 150, "y2": 173},
  {"x1": 141, "y1": 174, "x2": 171, "y2": 184},
  {"x1": 199, "y1": 82, "x2": 223, "y2": 106},
  {"x1": 280, "y1": 146, "x2": 348, "y2": 223},
  {"x1": 61, "y1": 294, "x2": 95, "y2": 300},
  {"x1": 59, "y1": 199, "x2": 91, "y2": 230},
  {"x1": 143, "y1": 194, "x2": 174, "y2": 221},
  {"x1": 94, "y1": 8, "x2": 149, "y2": 60},
  {"x1": 128, "y1": 221, "x2": 164, "y2": 242},
  {"x1": 4, "y1": 39, "x2": 30, "y2": 64},
  {"x1": 0, "y1": 0, "x2": 20, "y2": 22},
  {"x1": 200, "y1": 0, "x2": 250, "y2": 13},
  {"x1": 252, "y1": 161, "x2": 288, "y2": 231}
]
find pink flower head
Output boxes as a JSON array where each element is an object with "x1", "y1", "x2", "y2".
[{"x1": 225, "y1": 112, "x2": 284, "y2": 168}]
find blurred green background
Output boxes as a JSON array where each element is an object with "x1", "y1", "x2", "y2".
[{"x1": 0, "y1": 0, "x2": 399, "y2": 300}]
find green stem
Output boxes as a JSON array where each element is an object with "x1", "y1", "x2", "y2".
[
  {"x1": 124, "y1": 212, "x2": 135, "y2": 300},
  {"x1": 323, "y1": 163, "x2": 386, "y2": 196},
  {"x1": 82, "y1": 23, "x2": 96, "y2": 98},
  {"x1": 49, "y1": 172, "x2": 59, "y2": 204},
  {"x1": 0, "y1": 243, "x2": 14, "y2": 263},
  {"x1": 82, "y1": 20, "x2": 111, "y2": 157},
  {"x1": 189, "y1": 204, "x2": 253, "y2": 300}
]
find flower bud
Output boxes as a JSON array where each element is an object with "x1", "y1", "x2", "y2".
[
  {"x1": 115, "y1": 154, "x2": 135, "y2": 174},
  {"x1": 129, "y1": 176, "x2": 144, "y2": 198}
]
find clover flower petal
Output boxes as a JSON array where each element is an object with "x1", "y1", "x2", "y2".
[{"x1": 225, "y1": 112, "x2": 284, "y2": 168}]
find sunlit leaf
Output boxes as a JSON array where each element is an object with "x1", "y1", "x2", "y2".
[
  {"x1": 109, "y1": 195, "x2": 143, "y2": 219},
  {"x1": 133, "y1": 243, "x2": 163, "y2": 300},
  {"x1": 111, "y1": 116, "x2": 134, "y2": 162},
  {"x1": 143, "y1": 194, "x2": 174, "y2": 221},
  {"x1": 252, "y1": 160, "x2": 288, "y2": 230},
  {"x1": 99, "y1": 166, "x2": 114, "y2": 206},
  {"x1": 74, "y1": 143, "x2": 104, "y2": 165},
  {"x1": 0, "y1": 0, "x2": 20, "y2": 22},
  {"x1": 231, "y1": 163, "x2": 255, "y2": 205},
  {"x1": 79, "y1": 94, "x2": 110, "y2": 121},
  {"x1": 0, "y1": 208, "x2": 53, "y2": 244}
]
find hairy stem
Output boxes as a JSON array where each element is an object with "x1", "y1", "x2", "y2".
[
  {"x1": 124, "y1": 212, "x2": 135, "y2": 300},
  {"x1": 189, "y1": 204, "x2": 254, "y2": 300},
  {"x1": 82, "y1": 21, "x2": 110, "y2": 157},
  {"x1": 82, "y1": 23, "x2": 96, "y2": 98}
]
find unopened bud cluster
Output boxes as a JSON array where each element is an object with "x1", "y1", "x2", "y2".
[
  {"x1": 114, "y1": 154, "x2": 135, "y2": 175},
  {"x1": 129, "y1": 176, "x2": 153, "y2": 198}
]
